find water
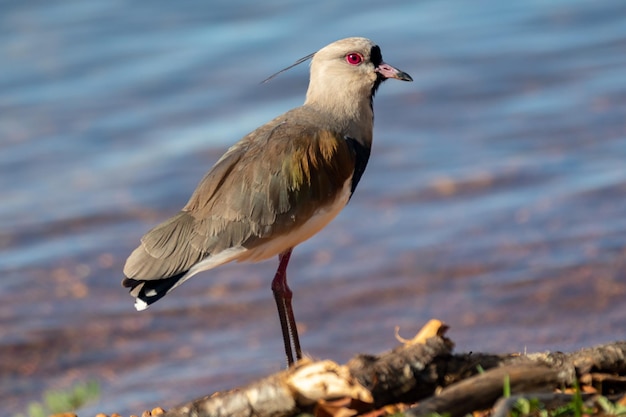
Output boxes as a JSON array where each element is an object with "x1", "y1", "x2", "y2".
[{"x1": 2, "y1": 0, "x2": 626, "y2": 415}]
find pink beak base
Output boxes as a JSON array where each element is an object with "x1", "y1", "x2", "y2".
[{"x1": 376, "y1": 62, "x2": 413, "y2": 81}]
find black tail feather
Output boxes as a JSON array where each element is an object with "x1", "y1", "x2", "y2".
[{"x1": 122, "y1": 271, "x2": 187, "y2": 309}]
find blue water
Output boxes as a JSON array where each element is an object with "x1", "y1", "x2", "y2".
[{"x1": 2, "y1": 0, "x2": 626, "y2": 415}]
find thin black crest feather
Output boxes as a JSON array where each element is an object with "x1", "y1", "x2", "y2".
[{"x1": 261, "y1": 52, "x2": 315, "y2": 84}]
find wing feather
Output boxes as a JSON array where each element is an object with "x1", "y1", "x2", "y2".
[{"x1": 124, "y1": 112, "x2": 356, "y2": 281}]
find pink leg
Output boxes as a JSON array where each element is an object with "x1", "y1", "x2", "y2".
[{"x1": 271, "y1": 248, "x2": 302, "y2": 366}]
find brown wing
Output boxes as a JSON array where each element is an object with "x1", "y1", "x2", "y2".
[{"x1": 123, "y1": 115, "x2": 356, "y2": 281}]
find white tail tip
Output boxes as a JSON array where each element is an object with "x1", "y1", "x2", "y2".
[{"x1": 134, "y1": 299, "x2": 149, "y2": 311}]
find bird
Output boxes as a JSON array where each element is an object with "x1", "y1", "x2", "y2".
[{"x1": 122, "y1": 37, "x2": 412, "y2": 366}]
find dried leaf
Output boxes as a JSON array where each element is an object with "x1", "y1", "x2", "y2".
[
  {"x1": 581, "y1": 384, "x2": 597, "y2": 394},
  {"x1": 396, "y1": 319, "x2": 448, "y2": 346},
  {"x1": 315, "y1": 397, "x2": 359, "y2": 417}
]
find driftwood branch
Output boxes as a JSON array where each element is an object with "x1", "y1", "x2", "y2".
[
  {"x1": 159, "y1": 320, "x2": 626, "y2": 417},
  {"x1": 406, "y1": 364, "x2": 567, "y2": 417}
]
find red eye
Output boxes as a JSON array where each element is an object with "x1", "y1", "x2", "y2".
[{"x1": 345, "y1": 53, "x2": 363, "y2": 65}]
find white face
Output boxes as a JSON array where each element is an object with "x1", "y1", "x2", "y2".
[{"x1": 308, "y1": 37, "x2": 380, "y2": 99}]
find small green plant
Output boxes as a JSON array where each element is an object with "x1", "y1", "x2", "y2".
[
  {"x1": 550, "y1": 379, "x2": 596, "y2": 417},
  {"x1": 571, "y1": 380, "x2": 584, "y2": 417},
  {"x1": 508, "y1": 380, "x2": 601, "y2": 417},
  {"x1": 503, "y1": 373, "x2": 511, "y2": 398},
  {"x1": 511, "y1": 397, "x2": 547, "y2": 417},
  {"x1": 596, "y1": 395, "x2": 626, "y2": 416},
  {"x1": 496, "y1": 375, "x2": 626, "y2": 417},
  {"x1": 14, "y1": 380, "x2": 100, "y2": 417}
]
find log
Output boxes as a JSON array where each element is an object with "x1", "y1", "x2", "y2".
[
  {"x1": 405, "y1": 365, "x2": 566, "y2": 417},
  {"x1": 162, "y1": 359, "x2": 372, "y2": 417},
  {"x1": 158, "y1": 321, "x2": 626, "y2": 417}
]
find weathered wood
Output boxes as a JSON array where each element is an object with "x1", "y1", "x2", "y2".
[
  {"x1": 162, "y1": 320, "x2": 452, "y2": 417},
  {"x1": 159, "y1": 322, "x2": 626, "y2": 417},
  {"x1": 404, "y1": 341, "x2": 626, "y2": 417},
  {"x1": 346, "y1": 331, "x2": 455, "y2": 406},
  {"x1": 163, "y1": 360, "x2": 371, "y2": 417},
  {"x1": 405, "y1": 365, "x2": 567, "y2": 417}
]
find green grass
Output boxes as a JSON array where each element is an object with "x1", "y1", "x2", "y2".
[
  {"x1": 14, "y1": 380, "x2": 100, "y2": 417},
  {"x1": 505, "y1": 378, "x2": 622, "y2": 417},
  {"x1": 595, "y1": 395, "x2": 626, "y2": 415},
  {"x1": 510, "y1": 396, "x2": 547, "y2": 417},
  {"x1": 422, "y1": 373, "x2": 626, "y2": 417},
  {"x1": 503, "y1": 374, "x2": 511, "y2": 399}
]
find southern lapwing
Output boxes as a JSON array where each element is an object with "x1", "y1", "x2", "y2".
[{"x1": 122, "y1": 37, "x2": 412, "y2": 365}]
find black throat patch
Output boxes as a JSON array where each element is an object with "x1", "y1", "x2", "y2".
[
  {"x1": 370, "y1": 45, "x2": 386, "y2": 106},
  {"x1": 345, "y1": 137, "x2": 371, "y2": 196},
  {"x1": 370, "y1": 45, "x2": 383, "y2": 67}
]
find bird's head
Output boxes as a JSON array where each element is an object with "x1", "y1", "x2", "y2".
[{"x1": 305, "y1": 37, "x2": 412, "y2": 113}]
